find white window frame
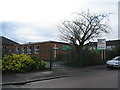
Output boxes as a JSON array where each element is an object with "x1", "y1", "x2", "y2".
[
  {"x1": 27, "y1": 46, "x2": 32, "y2": 54},
  {"x1": 16, "y1": 47, "x2": 19, "y2": 54},
  {"x1": 21, "y1": 47, "x2": 26, "y2": 54},
  {"x1": 34, "y1": 45, "x2": 40, "y2": 54}
]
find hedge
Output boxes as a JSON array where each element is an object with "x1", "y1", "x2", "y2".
[{"x1": 56, "y1": 48, "x2": 104, "y2": 67}]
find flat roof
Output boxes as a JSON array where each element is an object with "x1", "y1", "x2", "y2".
[{"x1": 15, "y1": 41, "x2": 70, "y2": 46}]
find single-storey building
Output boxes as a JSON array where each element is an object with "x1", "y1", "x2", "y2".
[
  {"x1": 14, "y1": 41, "x2": 71, "y2": 60},
  {"x1": 84, "y1": 40, "x2": 120, "y2": 50},
  {"x1": 1, "y1": 36, "x2": 71, "y2": 60},
  {"x1": 2, "y1": 36, "x2": 119, "y2": 60},
  {"x1": 0, "y1": 36, "x2": 19, "y2": 57}
]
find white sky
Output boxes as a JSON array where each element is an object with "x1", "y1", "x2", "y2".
[{"x1": 0, "y1": 0, "x2": 119, "y2": 44}]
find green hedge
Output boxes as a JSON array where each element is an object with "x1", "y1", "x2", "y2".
[
  {"x1": 30, "y1": 56, "x2": 47, "y2": 70},
  {"x1": 57, "y1": 49, "x2": 104, "y2": 67},
  {"x1": 82, "y1": 50, "x2": 104, "y2": 66},
  {"x1": 2, "y1": 54, "x2": 47, "y2": 72}
]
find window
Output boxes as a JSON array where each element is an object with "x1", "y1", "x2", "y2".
[
  {"x1": 107, "y1": 46, "x2": 112, "y2": 49},
  {"x1": 34, "y1": 45, "x2": 40, "y2": 54},
  {"x1": 107, "y1": 46, "x2": 116, "y2": 50},
  {"x1": 27, "y1": 46, "x2": 32, "y2": 54},
  {"x1": 16, "y1": 47, "x2": 19, "y2": 54},
  {"x1": 113, "y1": 56, "x2": 120, "y2": 60},
  {"x1": 3, "y1": 46, "x2": 7, "y2": 49},
  {"x1": 112, "y1": 46, "x2": 115, "y2": 48},
  {"x1": 21, "y1": 46, "x2": 26, "y2": 54}
]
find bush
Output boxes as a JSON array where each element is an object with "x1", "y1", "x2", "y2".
[
  {"x1": 30, "y1": 56, "x2": 47, "y2": 70},
  {"x1": 2, "y1": 54, "x2": 35, "y2": 72},
  {"x1": 30, "y1": 55, "x2": 41, "y2": 62},
  {"x1": 36, "y1": 60, "x2": 47, "y2": 70},
  {"x1": 2, "y1": 54, "x2": 47, "y2": 73},
  {"x1": 82, "y1": 49, "x2": 104, "y2": 66},
  {"x1": 57, "y1": 49, "x2": 104, "y2": 67}
]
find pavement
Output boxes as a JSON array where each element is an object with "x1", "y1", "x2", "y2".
[
  {"x1": 1, "y1": 65, "x2": 106, "y2": 86},
  {"x1": 2, "y1": 65, "x2": 70, "y2": 86}
]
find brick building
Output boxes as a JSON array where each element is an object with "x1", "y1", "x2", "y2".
[
  {"x1": 1, "y1": 36, "x2": 71, "y2": 60},
  {"x1": 1, "y1": 36, "x2": 19, "y2": 56},
  {"x1": 14, "y1": 41, "x2": 71, "y2": 60}
]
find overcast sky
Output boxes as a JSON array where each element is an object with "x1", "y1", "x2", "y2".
[{"x1": 0, "y1": 0, "x2": 119, "y2": 44}]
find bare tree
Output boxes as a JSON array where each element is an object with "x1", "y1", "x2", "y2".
[{"x1": 58, "y1": 10, "x2": 111, "y2": 50}]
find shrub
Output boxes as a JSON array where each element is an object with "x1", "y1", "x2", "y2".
[
  {"x1": 36, "y1": 60, "x2": 47, "y2": 70},
  {"x1": 82, "y1": 49, "x2": 104, "y2": 66},
  {"x1": 2, "y1": 54, "x2": 47, "y2": 72},
  {"x1": 30, "y1": 55, "x2": 41, "y2": 62},
  {"x1": 2, "y1": 54, "x2": 36, "y2": 72},
  {"x1": 57, "y1": 49, "x2": 104, "y2": 67},
  {"x1": 30, "y1": 56, "x2": 47, "y2": 70}
]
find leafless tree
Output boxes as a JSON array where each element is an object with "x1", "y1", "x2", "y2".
[{"x1": 58, "y1": 10, "x2": 111, "y2": 50}]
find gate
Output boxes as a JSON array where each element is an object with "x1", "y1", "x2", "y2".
[{"x1": 47, "y1": 45, "x2": 70, "y2": 69}]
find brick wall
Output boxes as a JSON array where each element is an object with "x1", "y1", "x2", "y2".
[{"x1": 12, "y1": 42, "x2": 71, "y2": 60}]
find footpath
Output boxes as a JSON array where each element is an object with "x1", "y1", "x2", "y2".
[
  {"x1": 2, "y1": 66, "x2": 71, "y2": 86},
  {"x1": 2, "y1": 65, "x2": 106, "y2": 86}
]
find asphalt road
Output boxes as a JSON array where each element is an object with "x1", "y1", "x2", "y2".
[{"x1": 2, "y1": 65, "x2": 119, "y2": 89}]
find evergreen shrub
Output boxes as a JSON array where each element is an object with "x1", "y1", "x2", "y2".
[{"x1": 2, "y1": 54, "x2": 46, "y2": 72}]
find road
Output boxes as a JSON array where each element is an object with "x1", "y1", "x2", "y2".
[{"x1": 2, "y1": 65, "x2": 119, "y2": 89}]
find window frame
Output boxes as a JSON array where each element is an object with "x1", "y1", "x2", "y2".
[
  {"x1": 27, "y1": 46, "x2": 32, "y2": 54},
  {"x1": 34, "y1": 45, "x2": 40, "y2": 54},
  {"x1": 16, "y1": 47, "x2": 19, "y2": 54},
  {"x1": 21, "y1": 46, "x2": 26, "y2": 54}
]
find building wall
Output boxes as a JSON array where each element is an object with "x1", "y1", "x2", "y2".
[
  {"x1": 13, "y1": 42, "x2": 70, "y2": 60},
  {"x1": 1, "y1": 36, "x2": 19, "y2": 57},
  {"x1": 2, "y1": 45, "x2": 15, "y2": 56},
  {"x1": 84, "y1": 40, "x2": 120, "y2": 50}
]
